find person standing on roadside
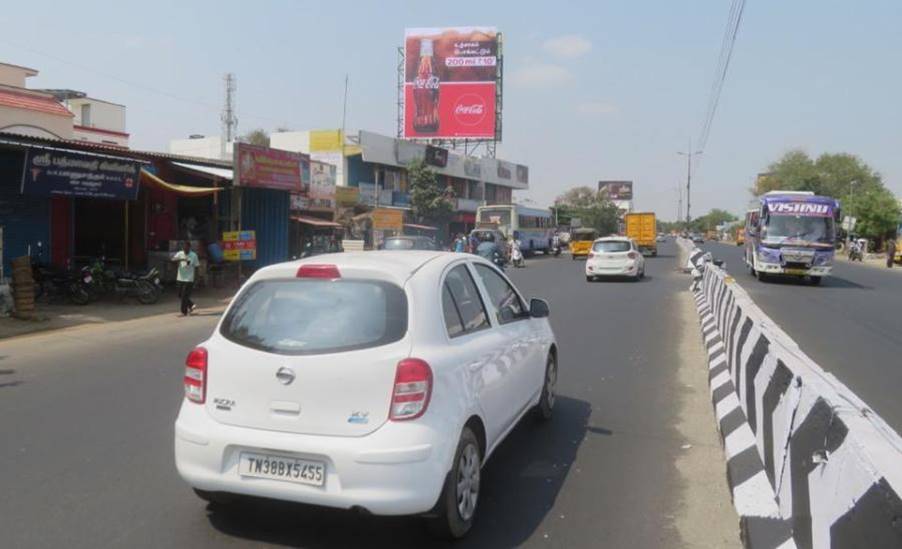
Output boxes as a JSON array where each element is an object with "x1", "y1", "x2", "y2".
[
  {"x1": 454, "y1": 234, "x2": 466, "y2": 253},
  {"x1": 171, "y1": 241, "x2": 199, "y2": 316},
  {"x1": 887, "y1": 237, "x2": 896, "y2": 268}
]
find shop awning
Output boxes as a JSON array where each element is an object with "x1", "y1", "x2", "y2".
[
  {"x1": 140, "y1": 169, "x2": 222, "y2": 196},
  {"x1": 291, "y1": 214, "x2": 342, "y2": 228},
  {"x1": 404, "y1": 223, "x2": 438, "y2": 232},
  {"x1": 171, "y1": 161, "x2": 233, "y2": 180}
]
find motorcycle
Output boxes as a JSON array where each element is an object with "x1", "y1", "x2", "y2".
[
  {"x1": 30, "y1": 244, "x2": 91, "y2": 305},
  {"x1": 848, "y1": 242, "x2": 863, "y2": 262},
  {"x1": 87, "y1": 258, "x2": 162, "y2": 304},
  {"x1": 510, "y1": 244, "x2": 525, "y2": 268},
  {"x1": 492, "y1": 251, "x2": 506, "y2": 271}
]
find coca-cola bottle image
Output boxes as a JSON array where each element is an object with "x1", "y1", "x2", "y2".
[{"x1": 412, "y1": 39, "x2": 440, "y2": 134}]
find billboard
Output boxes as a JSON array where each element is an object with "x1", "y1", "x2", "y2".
[
  {"x1": 598, "y1": 180, "x2": 634, "y2": 201},
  {"x1": 222, "y1": 230, "x2": 256, "y2": 261},
  {"x1": 403, "y1": 27, "x2": 498, "y2": 139},
  {"x1": 308, "y1": 160, "x2": 336, "y2": 209},
  {"x1": 234, "y1": 143, "x2": 303, "y2": 192}
]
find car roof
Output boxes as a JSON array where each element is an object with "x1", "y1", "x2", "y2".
[{"x1": 250, "y1": 251, "x2": 459, "y2": 286}]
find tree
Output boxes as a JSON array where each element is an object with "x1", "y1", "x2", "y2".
[
  {"x1": 554, "y1": 186, "x2": 620, "y2": 235},
  {"x1": 408, "y1": 158, "x2": 455, "y2": 227},
  {"x1": 688, "y1": 208, "x2": 738, "y2": 233},
  {"x1": 242, "y1": 129, "x2": 270, "y2": 147},
  {"x1": 846, "y1": 186, "x2": 901, "y2": 241}
]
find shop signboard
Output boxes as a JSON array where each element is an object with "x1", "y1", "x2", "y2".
[
  {"x1": 222, "y1": 230, "x2": 257, "y2": 261},
  {"x1": 403, "y1": 27, "x2": 499, "y2": 139},
  {"x1": 335, "y1": 186, "x2": 360, "y2": 207},
  {"x1": 234, "y1": 143, "x2": 302, "y2": 192},
  {"x1": 372, "y1": 208, "x2": 404, "y2": 231},
  {"x1": 290, "y1": 194, "x2": 310, "y2": 211},
  {"x1": 20, "y1": 149, "x2": 143, "y2": 200}
]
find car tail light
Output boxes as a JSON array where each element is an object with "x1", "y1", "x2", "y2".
[
  {"x1": 628, "y1": 251, "x2": 639, "y2": 260},
  {"x1": 184, "y1": 347, "x2": 207, "y2": 404},
  {"x1": 296, "y1": 264, "x2": 341, "y2": 279},
  {"x1": 390, "y1": 358, "x2": 432, "y2": 421}
]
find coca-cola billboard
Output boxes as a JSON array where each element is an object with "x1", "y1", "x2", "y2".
[{"x1": 403, "y1": 27, "x2": 499, "y2": 139}]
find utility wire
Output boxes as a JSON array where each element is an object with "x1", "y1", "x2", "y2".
[{"x1": 697, "y1": 0, "x2": 748, "y2": 152}]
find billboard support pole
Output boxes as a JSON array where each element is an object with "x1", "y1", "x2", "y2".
[{"x1": 397, "y1": 46, "x2": 405, "y2": 139}]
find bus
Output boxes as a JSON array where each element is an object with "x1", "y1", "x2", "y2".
[
  {"x1": 744, "y1": 191, "x2": 840, "y2": 284},
  {"x1": 475, "y1": 204, "x2": 554, "y2": 254}
]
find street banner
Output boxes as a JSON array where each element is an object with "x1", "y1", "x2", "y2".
[
  {"x1": 234, "y1": 143, "x2": 303, "y2": 192},
  {"x1": 335, "y1": 186, "x2": 360, "y2": 207},
  {"x1": 222, "y1": 230, "x2": 256, "y2": 261},
  {"x1": 309, "y1": 160, "x2": 336, "y2": 208},
  {"x1": 372, "y1": 208, "x2": 404, "y2": 231},
  {"x1": 20, "y1": 149, "x2": 142, "y2": 200},
  {"x1": 403, "y1": 27, "x2": 498, "y2": 139}
]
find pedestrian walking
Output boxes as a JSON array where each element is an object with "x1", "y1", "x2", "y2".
[
  {"x1": 171, "y1": 241, "x2": 200, "y2": 316},
  {"x1": 887, "y1": 238, "x2": 896, "y2": 268}
]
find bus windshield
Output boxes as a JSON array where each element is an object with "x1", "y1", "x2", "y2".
[{"x1": 763, "y1": 214, "x2": 834, "y2": 244}]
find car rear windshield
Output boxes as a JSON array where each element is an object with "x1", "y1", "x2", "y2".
[
  {"x1": 593, "y1": 241, "x2": 631, "y2": 253},
  {"x1": 220, "y1": 279, "x2": 407, "y2": 355}
]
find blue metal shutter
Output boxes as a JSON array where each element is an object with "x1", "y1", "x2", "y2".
[{"x1": 241, "y1": 187, "x2": 289, "y2": 269}]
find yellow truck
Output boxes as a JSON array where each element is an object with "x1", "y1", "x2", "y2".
[{"x1": 624, "y1": 212, "x2": 657, "y2": 256}]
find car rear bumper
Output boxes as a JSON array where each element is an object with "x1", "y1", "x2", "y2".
[
  {"x1": 586, "y1": 262, "x2": 638, "y2": 276},
  {"x1": 174, "y1": 401, "x2": 452, "y2": 515}
]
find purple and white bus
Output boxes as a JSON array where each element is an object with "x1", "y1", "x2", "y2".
[{"x1": 744, "y1": 191, "x2": 841, "y2": 285}]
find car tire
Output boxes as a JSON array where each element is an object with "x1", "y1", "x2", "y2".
[
  {"x1": 809, "y1": 276, "x2": 822, "y2": 286},
  {"x1": 427, "y1": 427, "x2": 481, "y2": 540},
  {"x1": 193, "y1": 488, "x2": 237, "y2": 506},
  {"x1": 756, "y1": 269, "x2": 768, "y2": 282},
  {"x1": 586, "y1": 276, "x2": 592, "y2": 282},
  {"x1": 534, "y1": 354, "x2": 557, "y2": 421}
]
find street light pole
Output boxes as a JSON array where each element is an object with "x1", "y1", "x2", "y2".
[{"x1": 677, "y1": 140, "x2": 703, "y2": 223}]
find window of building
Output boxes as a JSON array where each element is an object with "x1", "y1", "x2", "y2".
[{"x1": 80, "y1": 104, "x2": 91, "y2": 127}]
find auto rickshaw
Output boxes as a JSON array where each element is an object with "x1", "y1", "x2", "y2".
[{"x1": 569, "y1": 228, "x2": 599, "y2": 260}]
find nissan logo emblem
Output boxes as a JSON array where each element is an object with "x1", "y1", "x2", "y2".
[{"x1": 275, "y1": 367, "x2": 295, "y2": 385}]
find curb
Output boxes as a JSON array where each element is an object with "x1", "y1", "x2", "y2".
[{"x1": 694, "y1": 289, "x2": 796, "y2": 549}]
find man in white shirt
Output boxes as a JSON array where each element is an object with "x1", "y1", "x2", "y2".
[{"x1": 171, "y1": 241, "x2": 200, "y2": 316}]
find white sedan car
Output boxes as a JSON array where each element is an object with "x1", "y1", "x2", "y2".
[
  {"x1": 174, "y1": 251, "x2": 557, "y2": 539},
  {"x1": 585, "y1": 237, "x2": 646, "y2": 281}
]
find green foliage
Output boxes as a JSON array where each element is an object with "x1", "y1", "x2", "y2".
[
  {"x1": 846, "y1": 186, "x2": 901, "y2": 239},
  {"x1": 688, "y1": 209, "x2": 738, "y2": 232},
  {"x1": 242, "y1": 129, "x2": 270, "y2": 147},
  {"x1": 554, "y1": 186, "x2": 619, "y2": 235},
  {"x1": 408, "y1": 158, "x2": 455, "y2": 225}
]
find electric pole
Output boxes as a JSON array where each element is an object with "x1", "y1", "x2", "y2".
[
  {"x1": 677, "y1": 139, "x2": 702, "y2": 223},
  {"x1": 677, "y1": 185, "x2": 683, "y2": 223}
]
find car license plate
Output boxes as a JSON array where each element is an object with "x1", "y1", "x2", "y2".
[
  {"x1": 785, "y1": 268, "x2": 808, "y2": 275},
  {"x1": 238, "y1": 452, "x2": 325, "y2": 486}
]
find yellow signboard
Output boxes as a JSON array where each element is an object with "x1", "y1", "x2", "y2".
[
  {"x1": 335, "y1": 186, "x2": 360, "y2": 207},
  {"x1": 372, "y1": 208, "x2": 404, "y2": 231},
  {"x1": 221, "y1": 230, "x2": 257, "y2": 261},
  {"x1": 309, "y1": 130, "x2": 343, "y2": 152}
]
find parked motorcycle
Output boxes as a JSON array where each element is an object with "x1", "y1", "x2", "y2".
[
  {"x1": 30, "y1": 244, "x2": 91, "y2": 305},
  {"x1": 84, "y1": 258, "x2": 162, "y2": 304}
]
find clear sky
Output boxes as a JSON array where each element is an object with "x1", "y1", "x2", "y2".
[{"x1": 2, "y1": 0, "x2": 900, "y2": 220}]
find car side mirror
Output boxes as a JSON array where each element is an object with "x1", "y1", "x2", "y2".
[{"x1": 529, "y1": 298, "x2": 550, "y2": 318}]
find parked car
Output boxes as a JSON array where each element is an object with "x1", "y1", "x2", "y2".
[
  {"x1": 585, "y1": 237, "x2": 646, "y2": 281},
  {"x1": 381, "y1": 235, "x2": 438, "y2": 250},
  {"x1": 174, "y1": 251, "x2": 558, "y2": 539}
]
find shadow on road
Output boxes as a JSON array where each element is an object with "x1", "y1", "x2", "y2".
[{"x1": 205, "y1": 395, "x2": 592, "y2": 548}]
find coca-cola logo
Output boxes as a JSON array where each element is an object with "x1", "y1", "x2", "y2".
[
  {"x1": 413, "y1": 75, "x2": 440, "y2": 89},
  {"x1": 453, "y1": 94, "x2": 488, "y2": 126}
]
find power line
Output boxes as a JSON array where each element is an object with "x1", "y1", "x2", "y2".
[{"x1": 697, "y1": 0, "x2": 748, "y2": 152}]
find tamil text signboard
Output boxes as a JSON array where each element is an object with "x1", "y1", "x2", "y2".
[
  {"x1": 222, "y1": 230, "x2": 256, "y2": 261},
  {"x1": 234, "y1": 143, "x2": 302, "y2": 192},
  {"x1": 403, "y1": 27, "x2": 498, "y2": 139},
  {"x1": 20, "y1": 149, "x2": 142, "y2": 200},
  {"x1": 372, "y1": 208, "x2": 404, "y2": 231}
]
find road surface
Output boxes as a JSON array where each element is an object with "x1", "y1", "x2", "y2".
[
  {"x1": 700, "y1": 241, "x2": 902, "y2": 432},
  {"x1": 0, "y1": 242, "x2": 737, "y2": 548}
]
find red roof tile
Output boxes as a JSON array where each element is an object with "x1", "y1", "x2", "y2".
[{"x1": 0, "y1": 88, "x2": 73, "y2": 117}]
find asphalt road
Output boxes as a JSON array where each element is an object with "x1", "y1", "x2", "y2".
[
  {"x1": 0, "y1": 243, "x2": 736, "y2": 548},
  {"x1": 700, "y1": 241, "x2": 902, "y2": 432}
]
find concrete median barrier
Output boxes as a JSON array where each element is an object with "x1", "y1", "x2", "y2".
[{"x1": 678, "y1": 238, "x2": 902, "y2": 549}]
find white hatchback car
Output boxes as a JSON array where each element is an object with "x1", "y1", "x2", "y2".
[
  {"x1": 174, "y1": 251, "x2": 557, "y2": 539},
  {"x1": 585, "y1": 237, "x2": 646, "y2": 281}
]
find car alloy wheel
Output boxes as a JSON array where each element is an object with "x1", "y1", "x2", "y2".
[
  {"x1": 456, "y1": 443, "x2": 480, "y2": 522},
  {"x1": 536, "y1": 354, "x2": 556, "y2": 421}
]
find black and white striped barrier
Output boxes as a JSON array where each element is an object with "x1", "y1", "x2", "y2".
[{"x1": 678, "y1": 238, "x2": 902, "y2": 549}]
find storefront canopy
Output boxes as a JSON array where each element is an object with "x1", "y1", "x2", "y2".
[
  {"x1": 140, "y1": 169, "x2": 222, "y2": 197},
  {"x1": 291, "y1": 214, "x2": 342, "y2": 228},
  {"x1": 171, "y1": 161, "x2": 233, "y2": 181}
]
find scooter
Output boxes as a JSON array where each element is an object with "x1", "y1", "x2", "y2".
[
  {"x1": 848, "y1": 242, "x2": 863, "y2": 262},
  {"x1": 492, "y1": 251, "x2": 506, "y2": 271},
  {"x1": 511, "y1": 246, "x2": 525, "y2": 268}
]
